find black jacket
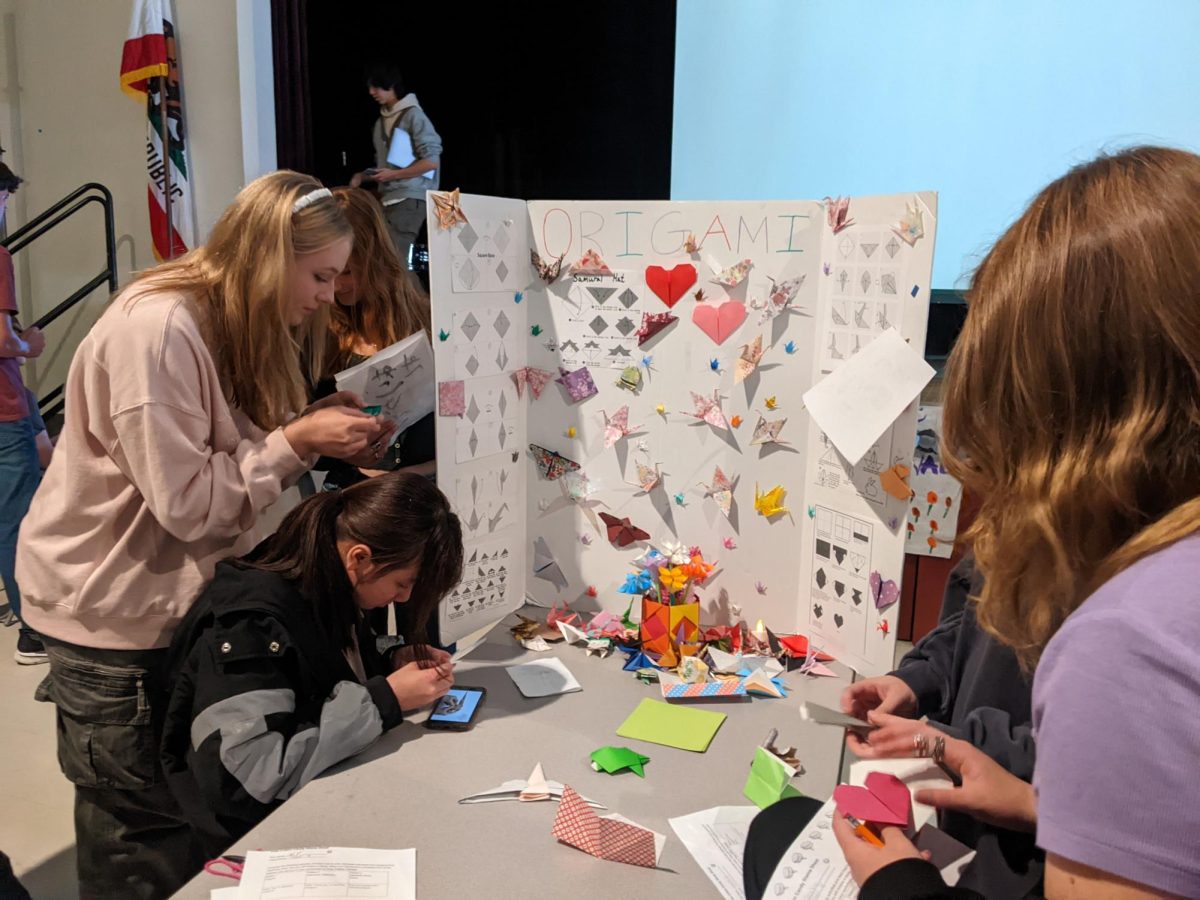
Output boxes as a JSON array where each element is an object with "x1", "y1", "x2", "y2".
[
  {"x1": 160, "y1": 562, "x2": 403, "y2": 856},
  {"x1": 891, "y1": 556, "x2": 1043, "y2": 897}
]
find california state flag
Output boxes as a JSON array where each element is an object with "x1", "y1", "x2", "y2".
[{"x1": 119, "y1": 0, "x2": 195, "y2": 260}]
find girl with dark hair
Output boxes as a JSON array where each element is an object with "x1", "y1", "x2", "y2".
[{"x1": 160, "y1": 472, "x2": 464, "y2": 857}]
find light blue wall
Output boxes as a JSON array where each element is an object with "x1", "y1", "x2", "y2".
[{"x1": 673, "y1": 1, "x2": 1200, "y2": 288}]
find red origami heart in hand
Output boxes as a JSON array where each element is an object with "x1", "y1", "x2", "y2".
[{"x1": 644, "y1": 264, "x2": 697, "y2": 308}]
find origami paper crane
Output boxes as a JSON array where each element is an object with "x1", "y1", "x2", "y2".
[
  {"x1": 682, "y1": 390, "x2": 728, "y2": 429},
  {"x1": 700, "y1": 466, "x2": 735, "y2": 518},
  {"x1": 430, "y1": 188, "x2": 468, "y2": 230},
  {"x1": 556, "y1": 365, "x2": 598, "y2": 403},
  {"x1": 682, "y1": 233, "x2": 700, "y2": 254},
  {"x1": 752, "y1": 274, "x2": 808, "y2": 324},
  {"x1": 734, "y1": 335, "x2": 766, "y2": 384},
  {"x1": 750, "y1": 415, "x2": 789, "y2": 446},
  {"x1": 754, "y1": 483, "x2": 789, "y2": 519},
  {"x1": 532, "y1": 537, "x2": 568, "y2": 591},
  {"x1": 630, "y1": 461, "x2": 662, "y2": 494},
  {"x1": 530, "y1": 444, "x2": 581, "y2": 481},
  {"x1": 892, "y1": 199, "x2": 925, "y2": 247},
  {"x1": 460, "y1": 763, "x2": 604, "y2": 807},
  {"x1": 833, "y1": 772, "x2": 912, "y2": 829},
  {"x1": 599, "y1": 512, "x2": 650, "y2": 548},
  {"x1": 552, "y1": 786, "x2": 665, "y2": 868},
  {"x1": 602, "y1": 406, "x2": 641, "y2": 449},
  {"x1": 709, "y1": 258, "x2": 753, "y2": 288},
  {"x1": 825, "y1": 196, "x2": 855, "y2": 234},
  {"x1": 798, "y1": 642, "x2": 838, "y2": 678},
  {"x1": 531, "y1": 249, "x2": 565, "y2": 283},
  {"x1": 590, "y1": 746, "x2": 650, "y2": 778},
  {"x1": 635, "y1": 311, "x2": 678, "y2": 346},
  {"x1": 569, "y1": 248, "x2": 612, "y2": 277},
  {"x1": 511, "y1": 367, "x2": 555, "y2": 400}
]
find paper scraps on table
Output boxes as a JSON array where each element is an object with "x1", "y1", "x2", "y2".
[
  {"x1": 460, "y1": 763, "x2": 604, "y2": 807},
  {"x1": 531, "y1": 249, "x2": 565, "y2": 283},
  {"x1": 505, "y1": 658, "x2": 582, "y2": 698},
  {"x1": 660, "y1": 672, "x2": 747, "y2": 701},
  {"x1": 557, "y1": 620, "x2": 590, "y2": 645},
  {"x1": 635, "y1": 310, "x2": 678, "y2": 346},
  {"x1": 617, "y1": 698, "x2": 727, "y2": 752},
  {"x1": 734, "y1": 335, "x2": 766, "y2": 384},
  {"x1": 754, "y1": 483, "x2": 789, "y2": 519},
  {"x1": 750, "y1": 415, "x2": 788, "y2": 446},
  {"x1": 692, "y1": 297, "x2": 748, "y2": 345},
  {"x1": 744, "y1": 746, "x2": 804, "y2": 810},
  {"x1": 599, "y1": 512, "x2": 651, "y2": 548},
  {"x1": 644, "y1": 264, "x2": 697, "y2": 309},
  {"x1": 532, "y1": 537, "x2": 568, "y2": 591},
  {"x1": 700, "y1": 466, "x2": 735, "y2": 518},
  {"x1": 511, "y1": 366, "x2": 554, "y2": 400},
  {"x1": 569, "y1": 249, "x2": 612, "y2": 277},
  {"x1": 552, "y1": 786, "x2": 665, "y2": 868},
  {"x1": 825, "y1": 195, "x2": 855, "y2": 234},
  {"x1": 708, "y1": 257, "x2": 753, "y2": 288},
  {"x1": 833, "y1": 772, "x2": 912, "y2": 829},
  {"x1": 437, "y1": 380, "x2": 465, "y2": 417},
  {"x1": 630, "y1": 461, "x2": 662, "y2": 493},
  {"x1": 880, "y1": 462, "x2": 913, "y2": 500},
  {"x1": 602, "y1": 405, "x2": 641, "y2": 449},
  {"x1": 892, "y1": 199, "x2": 925, "y2": 247},
  {"x1": 430, "y1": 188, "x2": 468, "y2": 229},
  {"x1": 802, "y1": 328, "x2": 935, "y2": 464},
  {"x1": 556, "y1": 365, "x2": 598, "y2": 403},
  {"x1": 590, "y1": 746, "x2": 650, "y2": 778},
  {"x1": 870, "y1": 570, "x2": 900, "y2": 612},
  {"x1": 530, "y1": 444, "x2": 581, "y2": 481},
  {"x1": 682, "y1": 389, "x2": 729, "y2": 429},
  {"x1": 752, "y1": 274, "x2": 808, "y2": 324}
]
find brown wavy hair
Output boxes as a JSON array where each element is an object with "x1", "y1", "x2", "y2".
[
  {"x1": 125, "y1": 170, "x2": 351, "y2": 430},
  {"x1": 943, "y1": 146, "x2": 1200, "y2": 669},
  {"x1": 324, "y1": 187, "x2": 431, "y2": 375}
]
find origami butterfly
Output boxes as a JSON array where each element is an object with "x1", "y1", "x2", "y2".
[
  {"x1": 430, "y1": 188, "x2": 469, "y2": 230},
  {"x1": 750, "y1": 415, "x2": 788, "y2": 446},
  {"x1": 511, "y1": 367, "x2": 554, "y2": 400},
  {"x1": 635, "y1": 311, "x2": 677, "y2": 346},
  {"x1": 682, "y1": 390, "x2": 728, "y2": 429},
  {"x1": 602, "y1": 406, "x2": 640, "y2": 449},
  {"x1": 754, "y1": 483, "x2": 789, "y2": 518},
  {"x1": 870, "y1": 571, "x2": 900, "y2": 612},
  {"x1": 701, "y1": 466, "x2": 735, "y2": 518},
  {"x1": 599, "y1": 512, "x2": 651, "y2": 548},
  {"x1": 531, "y1": 249, "x2": 566, "y2": 284},
  {"x1": 630, "y1": 461, "x2": 662, "y2": 493},
  {"x1": 891, "y1": 200, "x2": 925, "y2": 247},
  {"x1": 734, "y1": 335, "x2": 766, "y2": 384},
  {"x1": 825, "y1": 196, "x2": 855, "y2": 234},
  {"x1": 569, "y1": 248, "x2": 612, "y2": 277},
  {"x1": 710, "y1": 258, "x2": 753, "y2": 288},
  {"x1": 530, "y1": 444, "x2": 581, "y2": 481}
]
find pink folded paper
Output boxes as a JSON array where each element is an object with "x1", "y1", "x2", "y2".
[
  {"x1": 552, "y1": 786, "x2": 661, "y2": 868},
  {"x1": 438, "y1": 380, "x2": 465, "y2": 416},
  {"x1": 833, "y1": 772, "x2": 912, "y2": 828}
]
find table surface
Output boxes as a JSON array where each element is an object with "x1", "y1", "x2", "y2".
[{"x1": 176, "y1": 609, "x2": 852, "y2": 899}]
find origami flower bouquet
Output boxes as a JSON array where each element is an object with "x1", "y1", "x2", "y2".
[{"x1": 621, "y1": 540, "x2": 715, "y2": 667}]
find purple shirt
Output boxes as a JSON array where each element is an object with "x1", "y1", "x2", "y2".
[{"x1": 1033, "y1": 534, "x2": 1200, "y2": 897}]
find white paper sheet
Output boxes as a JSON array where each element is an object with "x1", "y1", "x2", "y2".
[
  {"x1": 668, "y1": 805, "x2": 760, "y2": 900},
  {"x1": 504, "y1": 657, "x2": 582, "y2": 697},
  {"x1": 847, "y1": 757, "x2": 954, "y2": 831},
  {"x1": 335, "y1": 332, "x2": 435, "y2": 438},
  {"x1": 803, "y1": 328, "x2": 934, "y2": 464},
  {"x1": 235, "y1": 847, "x2": 415, "y2": 900},
  {"x1": 386, "y1": 127, "x2": 435, "y2": 179}
]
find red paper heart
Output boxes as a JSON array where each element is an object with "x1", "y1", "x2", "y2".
[
  {"x1": 691, "y1": 298, "x2": 747, "y2": 345},
  {"x1": 645, "y1": 264, "x2": 697, "y2": 308},
  {"x1": 832, "y1": 773, "x2": 911, "y2": 828}
]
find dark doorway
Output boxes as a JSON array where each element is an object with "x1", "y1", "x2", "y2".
[{"x1": 277, "y1": 1, "x2": 677, "y2": 201}]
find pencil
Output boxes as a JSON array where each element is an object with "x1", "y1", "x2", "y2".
[{"x1": 845, "y1": 815, "x2": 885, "y2": 847}]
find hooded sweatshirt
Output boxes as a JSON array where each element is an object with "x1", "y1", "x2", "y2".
[{"x1": 372, "y1": 93, "x2": 443, "y2": 204}]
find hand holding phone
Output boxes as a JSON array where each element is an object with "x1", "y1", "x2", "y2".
[{"x1": 388, "y1": 660, "x2": 453, "y2": 711}]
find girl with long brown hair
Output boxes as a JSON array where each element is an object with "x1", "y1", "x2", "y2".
[{"x1": 16, "y1": 171, "x2": 389, "y2": 898}]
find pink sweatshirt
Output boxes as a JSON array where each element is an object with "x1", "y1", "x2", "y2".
[{"x1": 16, "y1": 288, "x2": 310, "y2": 650}]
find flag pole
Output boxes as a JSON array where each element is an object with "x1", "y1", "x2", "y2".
[{"x1": 159, "y1": 76, "x2": 174, "y2": 259}]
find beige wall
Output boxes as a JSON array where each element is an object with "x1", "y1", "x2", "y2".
[{"x1": 0, "y1": 0, "x2": 270, "y2": 396}]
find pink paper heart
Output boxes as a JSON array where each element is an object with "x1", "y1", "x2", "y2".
[
  {"x1": 691, "y1": 298, "x2": 747, "y2": 345},
  {"x1": 832, "y1": 773, "x2": 911, "y2": 828}
]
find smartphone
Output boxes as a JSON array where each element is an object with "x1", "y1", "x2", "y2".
[{"x1": 424, "y1": 686, "x2": 486, "y2": 731}]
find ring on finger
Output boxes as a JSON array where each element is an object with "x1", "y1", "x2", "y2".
[{"x1": 913, "y1": 733, "x2": 930, "y2": 758}]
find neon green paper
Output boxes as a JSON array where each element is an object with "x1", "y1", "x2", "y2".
[
  {"x1": 590, "y1": 745, "x2": 651, "y2": 777},
  {"x1": 615, "y1": 699, "x2": 726, "y2": 752},
  {"x1": 743, "y1": 746, "x2": 804, "y2": 809}
]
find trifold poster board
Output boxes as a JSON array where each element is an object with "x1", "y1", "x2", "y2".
[{"x1": 427, "y1": 193, "x2": 936, "y2": 675}]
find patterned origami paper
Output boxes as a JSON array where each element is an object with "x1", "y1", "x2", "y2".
[
  {"x1": 530, "y1": 444, "x2": 581, "y2": 481},
  {"x1": 734, "y1": 335, "x2": 766, "y2": 384},
  {"x1": 568, "y1": 249, "x2": 612, "y2": 277},
  {"x1": 682, "y1": 390, "x2": 728, "y2": 429},
  {"x1": 598, "y1": 512, "x2": 650, "y2": 548},
  {"x1": 659, "y1": 672, "x2": 747, "y2": 700},
  {"x1": 870, "y1": 571, "x2": 900, "y2": 611},
  {"x1": 551, "y1": 786, "x2": 664, "y2": 868},
  {"x1": 630, "y1": 461, "x2": 662, "y2": 493},
  {"x1": 701, "y1": 466, "x2": 735, "y2": 518},
  {"x1": 825, "y1": 196, "x2": 855, "y2": 234},
  {"x1": 754, "y1": 483, "x2": 789, "y2": 519},
  {"x1": 437, "y1": 380, "x2": 465, "y2": 416},
  {"x1": 750, "y1": 415, "x2": 788, "y2": 446},
  {"x1": 752, "y1": 275, "x2": 808, "y2": 324},
  {"x1": 532, "y1": 537, "x2": 568, "y2": 591},
  {"x1": 602, "y1": 405, "x2": 640, "y2": 449},
  {"x1": 556, "y1": 366, "x2": 598, "y2": 403},
  {"x1": 635, "y1": 311, "x2": 678, "y2": 346},
  {"x1": 511, "y1": 367, "x2": 554, "y2": 400},
  {"x1": 709, "y1": 258, "x2": 753, "y2": 288},
  {"x1": 892, "y1": 199, "x2": 925, "y2": 247},
  {"x1": 531, "y1": 249, "x2": 565, "y2": 284},
  {"x1": 430, "y1": 188, "x2": 468, "y2": 230}
]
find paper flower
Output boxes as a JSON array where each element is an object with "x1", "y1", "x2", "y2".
[
  {"x1": 660, "y1": 540, "x2": 690, "y2": 565},
  {"x1": 684, "y1": 554, "x2": 715, "y2": 584},
  {"x1": 618, "y1": 572, "x2": 654, "y2": 595},
  {"x1": 658, "y1": 566, "x2": 689, "y2": 592}
]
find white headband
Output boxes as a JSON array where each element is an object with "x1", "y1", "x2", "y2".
[{"x1": 292, "y1": 187, "x2": 332, "y2": 214}]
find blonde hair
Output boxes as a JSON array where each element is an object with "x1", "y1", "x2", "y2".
[
  {"x1": 943, "y1": 146, "x2": 1200, "y2": 668},
  {"x1": 323, "y1": 187, "x2": 431, "y2": 375},
  {"x1": 127, "y1": 170, "x2": 352, "y2": 430}
]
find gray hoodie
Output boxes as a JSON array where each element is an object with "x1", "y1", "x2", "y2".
[{"x1": 373, "y1": 93, "x2": 443, "y2": 203}]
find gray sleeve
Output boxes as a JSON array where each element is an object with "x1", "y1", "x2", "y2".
[
  {"x1": 892, "y1": 611, "x2": 962, "y2": 720},
  {"x1": 406, "y1": 108, "x2": 443, "y2": 162},
  {"x1": 931, "y1": 711, "x2": 1037, "y2": 780},
  {"x1": 190, "y1": 682, "x2": 385, "y2": 804}
]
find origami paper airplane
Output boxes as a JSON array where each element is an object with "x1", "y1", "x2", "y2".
[
  {"x1": 552, "y1": 786, "x2": 665, "y2": 868},
  {"x1": 590, "y1": 746, "x2": 650, "y2": 778},
  {"x1": 734, "y1": 335, "x2": 766, "y2": 384},
  {"x1": 460, "y1": 763, "x2": 604, "y2": 807},
  {"x1": 532, "y1": 537, "x2": 568, "y2": 591}
]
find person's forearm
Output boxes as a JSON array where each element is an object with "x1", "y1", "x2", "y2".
[
  {"x1": 0, "y1": 333, "x2": 32, "y2": 358},
  {"x1": 388, "y1": 159, "x2": 437, "y2": 179}
]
